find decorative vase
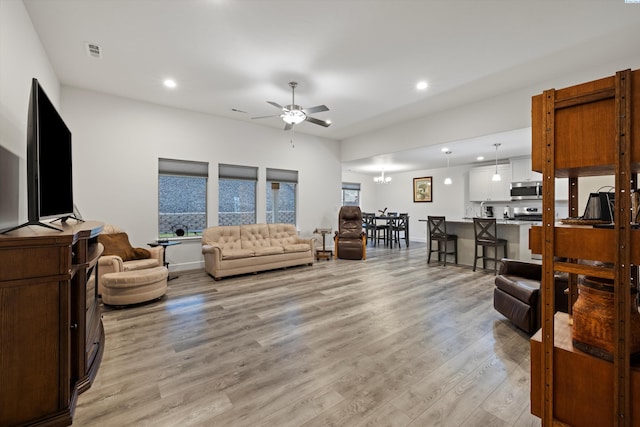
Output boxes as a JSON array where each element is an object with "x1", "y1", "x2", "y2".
[{"x1": 572, "y1": 275, "x2": 640, "y2": 361}]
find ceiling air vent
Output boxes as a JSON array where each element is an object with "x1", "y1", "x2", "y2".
[{"x1": 85, "y1": 42, "x2": 102, "y2": 59}]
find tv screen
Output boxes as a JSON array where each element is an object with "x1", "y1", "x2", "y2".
[{"x1": 28, "y1": 78, "x2": 74, "y2": 221}]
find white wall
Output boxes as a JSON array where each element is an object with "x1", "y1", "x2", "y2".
[
  {"x1": 61, "y1": 87, "x2": 341, "y2": 270},
  {"x1": 0, "y1": 0, "x2": 60, "y2": 229},
  {"x1": 341, "y1": 170, "x2": 379, "y2": 214}
]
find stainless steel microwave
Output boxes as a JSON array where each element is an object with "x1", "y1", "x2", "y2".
[{"x1": 510, "y1": 181, "x2": 542, "y2": 200}]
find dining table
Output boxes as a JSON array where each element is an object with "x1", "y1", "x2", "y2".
[{"x1": 366, "y1": 214, "x2": 409, "y2": 247}]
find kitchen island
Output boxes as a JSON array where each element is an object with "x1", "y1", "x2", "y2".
[{"x1": 423, "y1": 218, "x2": 538, "y2": 268}]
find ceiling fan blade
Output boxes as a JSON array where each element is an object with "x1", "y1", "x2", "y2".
[
  {"x1": 283, "y1": 122, "x2": 293, "y2": 131},
  {"x1": 303, "y1": 105, "x2": 329, "y2": 114},
  {"x1": 251, "y1": 114, "x2": 281, "y2": 119},
  {"x1": 306, "y1": 116, "x2": 331, "y2": 127},
  {"x1": 267, "y1": 101, "x2": 285, "y2": 110}
]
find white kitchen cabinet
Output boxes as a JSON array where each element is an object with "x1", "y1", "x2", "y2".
[
  {"x1": 554, "y1": 177, "x2": 569, "y2": 201},
  {"x1": 511, "y1": 157, "x2": 542, "y2": 182},
  {"x1": 469, "y1": 164, "x2": 512, "y2": 201}
]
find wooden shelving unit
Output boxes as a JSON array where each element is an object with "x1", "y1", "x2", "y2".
[{"x1": 528, "y1": 69, "x2": 640, "y2": 426}]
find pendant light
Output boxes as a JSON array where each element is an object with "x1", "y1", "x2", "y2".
[
  {"x1": 444, "y1": 150, "x2": 452, "y2": 185},
  {"x1": 492, "y1": 143, "x2": 501, "y2": 182}
]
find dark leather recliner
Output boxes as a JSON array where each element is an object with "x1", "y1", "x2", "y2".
[
  {"x1": 334, "y1": 206, "x2": 366, "y2": 260},
  {"x1": 494, "y1": 258, "x2": 568, "y2": 334}
]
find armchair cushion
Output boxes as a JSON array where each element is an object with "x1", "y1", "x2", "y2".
[
  {"x1": 494, "y1": 258, "x2": 569, "y2": 334},
  {"x1": 98, "y1": 232, "x2": 151, "y2": 262},
  {"x1": 498, "y1": 258, "x2": 542, "y2": 281}
]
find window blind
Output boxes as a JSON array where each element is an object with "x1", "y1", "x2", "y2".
[
  {"x1": 219, "y1": 164, "x2": 258, "y2": 180},
  {"x1": 159, "y1": 158, "x2": 208, "y2": 177},
  {"x1": 266, "y1": 168, "x2": 298, "y2": 183},
  {"x1": 342, "y1": 182, "x2": 361, "y2": 191}
]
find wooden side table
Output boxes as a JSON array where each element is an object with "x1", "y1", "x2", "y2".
[
  {"x1": 148, "y1": 240, "x2": 181, "y2": 280},
  {"x1": 313, "y1": 228, "x2": 332, "y2": 261}
]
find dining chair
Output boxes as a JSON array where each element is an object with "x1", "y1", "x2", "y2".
[
  {"x1": 362, "y1": 212, "x2": 376, "y2": 243},
  {"x1": 375, "y1": 220, "x2": 389, "y2": 246},
  {"x1": 382, "y1": 212, "x2": 398, "y2": 246},
  {"x1": 391, "y1": 213, "x2": 409, "y2": 248},
  {"x1": 427, "y1": 216, "x2": 457, "y2": 265},
  {"x1": 473, "y1": 217, "x2": 508, "y2": 274}
]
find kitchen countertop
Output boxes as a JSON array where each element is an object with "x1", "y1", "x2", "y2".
[{"x1": 448, "y1": 217, "x2": 541, "y2": 226}]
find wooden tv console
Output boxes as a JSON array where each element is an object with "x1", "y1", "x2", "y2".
[{"x1": 0, "y1": 221, "x2": 105, "y2": 426}]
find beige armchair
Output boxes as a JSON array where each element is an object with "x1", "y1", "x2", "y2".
[{"x1": 96, "y1": 225, "x2": 167, "y2": 305}]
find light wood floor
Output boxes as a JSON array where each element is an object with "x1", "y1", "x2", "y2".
[{"x1": 74, "y1": 242, "x2": 541, "y2": 427}]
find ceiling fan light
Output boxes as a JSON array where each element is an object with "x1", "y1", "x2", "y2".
[{"x1": 282, "y1": 109, "x2": 306, "y2": 125}]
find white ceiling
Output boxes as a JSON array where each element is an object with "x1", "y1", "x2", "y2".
[{"x1": 22, "y1": 0, "x2": 640, "y2": 174}]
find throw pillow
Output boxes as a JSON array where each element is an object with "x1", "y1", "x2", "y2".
[{"x1": 98, "y1": 232, "x2": 150, "y2": 262}]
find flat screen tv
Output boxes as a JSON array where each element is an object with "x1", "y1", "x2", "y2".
[{"x1": 2, "y1": 78, "x2": 76, "y2": 233}]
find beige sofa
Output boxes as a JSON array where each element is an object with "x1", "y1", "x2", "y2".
[{"x1": 202, "y1": 223, "x2": 315, "y2": 280}]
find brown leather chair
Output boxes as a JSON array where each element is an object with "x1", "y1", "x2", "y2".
[
  {"x1": 494, "y1": 258, "x2": 568, "y2": 334},
  {"x1": 334, "y1": 206, "x2": 366, "y2": 260}
]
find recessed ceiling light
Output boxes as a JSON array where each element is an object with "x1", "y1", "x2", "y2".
[
  {"x1": 441, "y1": 147, "x2": 449, "y2": 152},
  {"x1": 416, "y1": 81, "x2": 428, "y2": 90},
  {"x1": 477, "y1": 156, "x2": 485, "y2": 161},
  {"x1": 163, "y1": 79, "x2": 177, "y2": 88}
]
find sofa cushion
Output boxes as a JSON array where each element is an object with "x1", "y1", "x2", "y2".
[
  {"x1": 222, "y1": 249, "x2": 256, "y2": 260},
  {"x1": 241, "y1": 224, "x2": 271, "y2": 249},
  {"x1": 204, "y1": 226, "x2": 241, "y2": 251},
  {"x1": 98, "y1": 232, "x2": 150, "y2": 262},
  {"x1": 284, "y1": 243, "x2": 310, "y2": 253},
  {"x1": 268, "y1": 223, "x2": 299, "y2": 246},
  {"x1": 254, "y1": 246, "x2": 284, "y2": 256}
]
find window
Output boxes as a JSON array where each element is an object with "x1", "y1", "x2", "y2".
[
  {"x1": 342, "y1": 182, "x2": 361, "y2": 206},
  {"x1": 266, "y1": 168, "x2": 298, "y2": 225},
  {"x1": 158, "y1": 158, "x2": 208, "y2": 238},
  {"x1": 218, "y1": 164, "x2": 258, "y2": 225}
]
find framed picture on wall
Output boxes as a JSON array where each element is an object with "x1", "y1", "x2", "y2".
[{"x1": 413, "y1": 176, "x2": 432, "y2": 202}]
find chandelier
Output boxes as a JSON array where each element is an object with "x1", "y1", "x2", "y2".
[{"x1": 374, "y1": 170, "x2": 391, "y2": 184}]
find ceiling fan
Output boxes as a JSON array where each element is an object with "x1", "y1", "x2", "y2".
[{"x1": 252, "y1": 82, "x2": 331, "y2": 130}]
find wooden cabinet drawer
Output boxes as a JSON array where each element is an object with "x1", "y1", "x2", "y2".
[{"x1": 0, "y1": 245, "x2": 70, "y2": 282}]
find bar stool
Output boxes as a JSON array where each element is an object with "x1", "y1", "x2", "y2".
[
  {"x1": 427, "y1": 216, "x2": 457, "y2": 265},
  {"x1": 473, "y1": 217, "x2": 508, "y2": 274}
]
